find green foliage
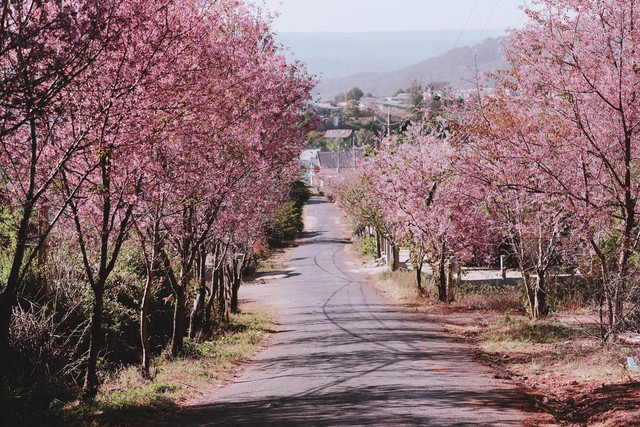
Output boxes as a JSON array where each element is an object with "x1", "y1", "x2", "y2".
[
  {"x1": 264, "y1": 181, "x2": 310, "y2": 247},
  {"x1": 355, "y1": 129, "x2": 375, "y2": 147},
  {"x1": 341, "y1": 99, "x2": 360, "y2": 122},
  {"x1": 289, "y1": 180, "x2": 312, "y2": 206},
  {"x1": 360, "y1": 236, "x2": 378, "y2": 258},
  {"x1": 346, "y1": 87, "x2": 364, "y2": 101},
  {"x1": 265, "y1": 201, "x2": 304, "y2": 247},
  {"x1": 407, "y1": 81, "x2": 423, "y2": 107},
  {"x1": 325, "y1": 136, "x2": 351, "y2": 151},
  {"x1": 3, "y1": 240, "x2": 176, "y2": 424},
  {"x1": 306, "y1": 130, "x2": 329, "y2": 149}
]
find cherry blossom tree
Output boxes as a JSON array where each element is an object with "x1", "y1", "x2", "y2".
[
  {"x1": 369, "y1": 127, "x2": 494, "y2": 301},
  {"x1": 465, "y1": 0, "x2": 640, "y2": 332},
  {"x1": 58, "y1": 0, "x2": 195, "y2": 397},
  {"x1": 129, "y1": 0, "x2": 313, "y2": 357},
  {"x1": 0, "y1": 0, "x2": 123, "y2": 390},
  {"x1": 454, "y1": 97, "x2": 577, "y2": 319}
]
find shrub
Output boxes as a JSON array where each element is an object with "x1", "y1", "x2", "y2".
[{"x1": 360, "y1": 236, "x2": 378, "y2": 258}]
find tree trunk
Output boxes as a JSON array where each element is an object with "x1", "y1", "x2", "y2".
[
  {"x1": 0, "y1": 289, "x2": 17, "y2": 400},
  {"x1": 223, "y1": 264, "x2": 233, "y2": 321},
  {"x1": 613, "y1": 132, "x2": 635, "y2": 333},
  {"x1": 416, "y1": 262, "x2": 423, "y2": 293},
  {"x1": 171, "y1": 284, "x2": 187, "y2": 356},
  {"x1": 140, "y1": 228, "x2": 159, "y2": 379},
  {"x1": 230, "y1": 258, "x2": 241, "y2": 313},
  {"x1": 589, "y1": 239, "x2": 612, "y2": 340},
  {"x1": 437, "y1": 242, "x2": 447, "y2": 302},
  {"x1": 140, "y1": 264, "x2": 153, "y2": 379},
  {"x1": 83, "y1": 286, "x2": 104, "y2": 399},
  {"x1": 203, "y1": 268, "x2": 219, "y2": 337},
  {"x1": 230, "y1": 279, "x2": 240, "y2": 313},
  {"x1": 614, "y1": 234, "x2": 632, "y2": 331},
  {"x1": 391, "y1": 244, "x2": 400, "y2": 272},
  {"x1": 216, "y1": 267, "x2": 226, "y2": 321},
  {"x1": 189, "y1": 250, "x2": 207, "y2": 341},
  {"x1": 523, "y1": 271, "x2": 547, "y2": 321},
  {"x1": 445, "y1": 259, "x2": 457, "y2": 303},
  {"x1": 533, "y1": 270, "x2": 549, "y2": 319},
  {"x1": 0, "y1": 200, "x2": 34, "y2": 386},
  {"x1": 38, "y1": 203, "x2": 50, "y2": 300}
]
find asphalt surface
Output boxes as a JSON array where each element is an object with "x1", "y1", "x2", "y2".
[{"x1": 173, "y1": 197, "x2": 539, "y2": 426}]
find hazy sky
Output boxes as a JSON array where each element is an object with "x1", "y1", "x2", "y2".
[{"x1": 255, "y1": 0, "x2": 528, "y2": 33}]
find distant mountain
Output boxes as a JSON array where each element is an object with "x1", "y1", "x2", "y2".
[
  {"x1": 276, "y1": 30, "x2": 505, "y2": 80},
  {"x1": 313, "y1": 37, "x2": 508, "y2": 100}
]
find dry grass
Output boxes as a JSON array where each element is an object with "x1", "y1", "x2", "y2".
[
  {"x1": 375, "y1": 270, "x2": 424, "y2": 304},
  {"x1": 256, "y1": 248, "x2": 290, "y2": 272},
  {"x1": 52, "y1": 307, "x2": 274, "y2": 427},
  {"x1": 479, "y1": 319, "x2": 640, "y2": 384},
  {"x1": 476, "y1": 318, "x2": 640, "y2": 425},
  {"x1": 455, "y1": 282, "x2": 524, "y2": 313}
]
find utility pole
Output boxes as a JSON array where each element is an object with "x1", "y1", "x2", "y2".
[{"x1": 352, "y1": 131, "x2": 356, "y2": 167}]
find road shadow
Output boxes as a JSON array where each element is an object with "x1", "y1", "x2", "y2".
[
  {"x1": 254, "y1": 270, "x2": 301, "y2": 280},
  {"x1": 299, "y1": 237, "x2": 352, "y2": 246},
  {"x1": 305, "y1": 197, "x2": 328, "y2": 206},
  {"x1": 300, "y1": 230, "x2": 325, "y2": 239},
  {"x1": 168, "y1": 298, "x2": 543, "y2": 426},
  {"x1": 170, "y1": 384, "x2": 537, "y2": 426}
]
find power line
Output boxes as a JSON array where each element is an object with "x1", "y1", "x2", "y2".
[
  {"x1": 476, "y1": 0, "x2": 501, "y2": 43},
  {"x1": 514, "y1": 0, "x2": 530, "y2": 28},
  {"x1": 454, "y1": 0, "x2": 480, "y2": 48}
]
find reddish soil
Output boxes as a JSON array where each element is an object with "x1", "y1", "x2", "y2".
[{"x1": 415, "y1": 304, "x2": 640, "y2": 426}]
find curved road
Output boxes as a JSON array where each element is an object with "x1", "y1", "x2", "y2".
[{"x1": 173, "y1": 197, "x2": 540, "y2": 426}]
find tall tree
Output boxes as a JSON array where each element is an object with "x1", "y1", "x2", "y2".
[
  {"x1": 480, "y1": 0, "x2": 640, "y2": 334},
  {"x1": 60, "y1": 0, "x2": 187, "y2": 398},
  {"x1": 0, "y1": 0, "x2": 120, "y2": 391}
]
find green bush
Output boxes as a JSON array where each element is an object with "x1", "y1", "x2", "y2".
[
  {"x1": 264, "y1": 180, "x2": 310, "y2": 247},
  {"x1": 360, "y1": 236, "x2": 378, "y2": 258},
  {"x1": 265, "y1": 201, "x2": 303, "y2": 247}
]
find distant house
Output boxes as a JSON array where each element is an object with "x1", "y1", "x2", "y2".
[
  {"x1": 300, "y1": 149, "x2": 321, "y2": 168},
  {"x1": 324, "y1": 129, "x2": 354, "y2": 139},
  {"x1": 305, "y1": 148, "x2": 364, "y2": 188},
  {"x1": 359, "y1": 98, "x2": 413, "y2": 123},
  {"x1": 307, "y1": 101, "x2": 342, "y2": 116},
  {"x1": 395, "y1": 92, "x2": 413, "y2": 103},
  {"x1": 424, "y1": 81, "x2": 450, "y2": 100},
  {"x1": 316, "y1": 150, "x2": 362, "y2": 171}
]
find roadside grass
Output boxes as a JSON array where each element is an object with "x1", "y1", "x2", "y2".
[
  {"x1": 455, "y1": 282, "x2": 524, "y2": 314},
  {"x1": 44, "y1": 308, "x2": 274, "y2": 427},
  {"x1": 256, "y1": 247, "x2": 290, "y2": 273},
  {"x1": 479, "y1": 318, "x2": 639, "y2": 382},
  {"x1": 377, "y1": 269, "x2": 423, "y2": 304},
  {"x1": 483, "y1": 319, "x2": 580, "y2": 344}
]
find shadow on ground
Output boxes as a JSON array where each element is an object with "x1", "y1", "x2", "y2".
[{"x1": 169, "y1": 384, "x2": 538, "y2": 426}]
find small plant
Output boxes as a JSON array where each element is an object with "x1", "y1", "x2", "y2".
[
  {"x1": 487, "y1": 320, "x2": 579, "y2": 344},
  {"x1": 502, "y1": 312, "x2": 511, "y2": 323},
  {"x1": 150, "y1": 382, "x2": 177, "y2": 394},
  {"x1": 360, "y1": 236, "x2": 378, "y2": 258}
]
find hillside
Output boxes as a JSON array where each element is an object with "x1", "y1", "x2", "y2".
[
  {"x1": 314, "y1": 37, "x2": 508, "y2": 100},
  {"x1": 276, "y1": 30, "x2": 504, "y2": 79}
]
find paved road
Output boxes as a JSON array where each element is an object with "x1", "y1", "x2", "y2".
[{"x1": 173, "y1": 197, "x2": 539, "y2": 426}]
